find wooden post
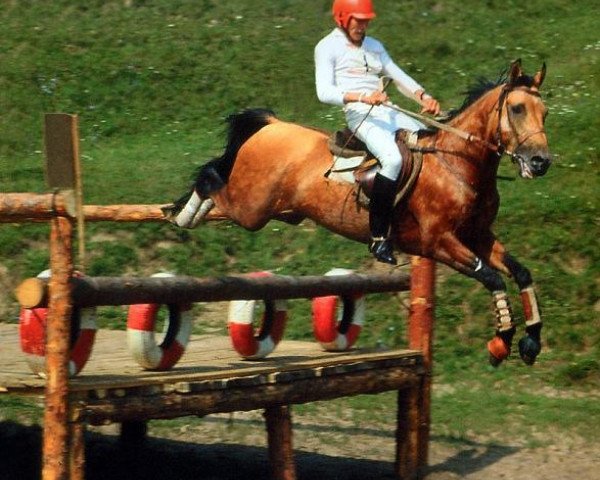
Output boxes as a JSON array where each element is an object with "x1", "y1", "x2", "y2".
[
  {"x1": 43, "y1": 114, "x2": 80, "y2": 480},
  {"x1": 42, "y1": 216, "x2": 74, "y2": 480},
  {"x1": 396, "y1": 386, "x2": 420, "y2": 480},
  {"x1": 69, "y1": 420, "x2": 86, "y2": 480},
  {"x1": 405, "y1": 256, "x2": 436, "y2": 473},
  {"x1": 44, "y1": 113, "x2": 85, "y2": 270},
  {"x1": 264, "y1": 406, "x2": 296, "y2": 480},
  {"x1": 408, "y1": 257, "x2": 436, "y2": 367}
]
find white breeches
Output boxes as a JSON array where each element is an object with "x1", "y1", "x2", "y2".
[{"x1": 346, "y1": 105, "x2": 424, "y2": 181}]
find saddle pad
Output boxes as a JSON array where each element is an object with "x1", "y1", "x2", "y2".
[{"x1": 327, "y1": 155, "x2": 365, "y2": 184}]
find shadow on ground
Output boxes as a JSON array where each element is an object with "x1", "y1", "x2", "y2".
[{"x1": 0, "y1": 420, "x2": 519, "y2": 480}]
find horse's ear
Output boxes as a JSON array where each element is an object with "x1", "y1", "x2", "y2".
[
  {"x1": 532, "y1": 62, "x2": 547, "y2": 90},
  {"x1": 508, "y1": 58, "x2": 523, "y2": 85}
]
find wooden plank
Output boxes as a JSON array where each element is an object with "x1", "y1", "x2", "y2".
[
  {"x1": 0, "y1": 325, "x2": 422, "y2": 395},
  {"x1": 81, "y1": 366, "x2": 421, "y2": 425},
  {"x1": 44, "y1": 114, "x2": 86, "y2": 268},
  {"x1": 44, "y1": 114, "x2": 79, "y2": 190}
]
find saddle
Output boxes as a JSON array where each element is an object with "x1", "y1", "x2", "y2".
[{"x1": 326, "y1": 128, "x2": 423, "y2": 207}]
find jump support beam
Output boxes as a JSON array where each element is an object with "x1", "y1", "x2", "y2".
[{"x1": 16, "y1": 271, "x2": 411, "y2": 309}]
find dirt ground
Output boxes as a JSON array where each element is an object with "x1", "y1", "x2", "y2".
[
  {"x1": 2, "y1": 410, "x2": 598, "y2": 480},
  {"x1": 2, "y1": 318, "x2": 597, "y2": 479}
]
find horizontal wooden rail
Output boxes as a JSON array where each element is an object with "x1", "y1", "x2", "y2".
[
  {"x1": 16, "y1": 272, "x2": 411, "y2": 309},
  {"x1": 82, "y1": 204, "x2": 231, "y2": 223},
  {"x1": 0, "y1": 193, "x2": 172, "y2": 223},
  {"x1": 82, "y1": 204, "x2": 169, "y2": 222},
  {"x1": 0, "y1": 192, "x2": 74, "y2": 221},
  {"x1": 0, "y1": 192, "x2": 245, "y2": 224}
]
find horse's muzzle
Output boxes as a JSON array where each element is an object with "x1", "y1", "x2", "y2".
[
  {"x1": 514, "y1": 150, "x2": 552, "y2": 178},
  {"x1": 530, "y1": 155, "x2": 551, "y2": 177}
]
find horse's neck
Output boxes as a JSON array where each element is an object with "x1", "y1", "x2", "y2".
[
  {"x1": 452, "y1": 86, "x2": 503, "y2": 150},
  {"x1": 433, "y1": 87, "x2": 504, "y2": 185}
]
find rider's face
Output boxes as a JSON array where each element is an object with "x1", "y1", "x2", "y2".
[{"x1": 346, "y1": 17, "x2": 370, "y2": 45}]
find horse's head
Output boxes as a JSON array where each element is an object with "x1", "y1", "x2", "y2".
[{"x1": 498, "y1": 60, "x2": 551, "y2": 178}]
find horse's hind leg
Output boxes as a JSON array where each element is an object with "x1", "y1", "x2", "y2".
[{"x1": 165, "y1": 164, "x2": 226, "y2": 228}]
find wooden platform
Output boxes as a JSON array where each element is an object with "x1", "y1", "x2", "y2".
[
  {"x1": 1, "y1": 324, "x2": 424, "y2": 424},
  {"x1": 1, "y1": 322, "x2": 429, "y2": 479}
]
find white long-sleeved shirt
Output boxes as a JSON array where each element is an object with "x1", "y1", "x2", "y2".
[{"x1": 314, "y1": 28, "x2": 423, "y2": 111}]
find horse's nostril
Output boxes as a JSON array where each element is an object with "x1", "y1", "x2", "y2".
[{"x1": 531, "y1": 156, "x2": 550, "y2": 175}]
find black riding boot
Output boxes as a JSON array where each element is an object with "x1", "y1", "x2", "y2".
[{"x1": 368, "y1": 173, "x2": 397, "y2": 265}]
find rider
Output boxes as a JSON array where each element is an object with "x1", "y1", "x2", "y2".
[{"x1": 315, "y1": 0, "x2": 441, "y2": 265}]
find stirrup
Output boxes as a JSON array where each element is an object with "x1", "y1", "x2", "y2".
[{"x1": 369, "y1": 237, "x2": 397, "y2": 265}]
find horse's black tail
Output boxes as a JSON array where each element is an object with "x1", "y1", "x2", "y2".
[{"x1": 167, "y1": 108, "x2": 277, "y2": 218}]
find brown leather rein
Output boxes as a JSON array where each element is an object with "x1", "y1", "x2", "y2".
[{"x1": 385, "y1": 85, "x2": 546, "y2": 162}]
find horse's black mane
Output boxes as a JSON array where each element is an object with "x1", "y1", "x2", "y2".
[{"x1": 445, "y1": 66, "x2": 537, "y2": 121}]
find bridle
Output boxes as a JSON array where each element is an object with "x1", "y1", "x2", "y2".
[{"x1": 494, "y1": 85, "x2": 547, "y2": 165}]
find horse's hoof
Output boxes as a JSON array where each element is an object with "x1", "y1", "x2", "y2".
[
  {"x1": 488, "y1": 353, "x2": 504, "y2": 368},
  {"x1": 487, "y1": 336, "x2": 510, "y2": 367},
  {"x1": 518, "y1": 335, "x2": 541, "y2": 365}
]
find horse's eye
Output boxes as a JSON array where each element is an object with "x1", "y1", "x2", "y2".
[{"x1": 510, "y1": 104, "x2": 525, "y2": 115}]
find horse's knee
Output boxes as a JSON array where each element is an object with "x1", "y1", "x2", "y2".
[{"x1": 503, "y1": 253, "x2": 533, "y2": 289}]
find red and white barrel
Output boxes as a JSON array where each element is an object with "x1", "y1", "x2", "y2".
[
  {"x1": 312, "y1": 268, "x2": 365, "y2": 351},
  {"x1": 227, "y1": 271, "x2": 288, "y2": 359},
  {"x1": 126, "y1": 273, "x2": 193, "y2": 370},
  {"x1": 19, "y1": 269, "x2": 97, "y2": 377}
]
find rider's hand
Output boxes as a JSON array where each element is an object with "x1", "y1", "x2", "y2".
[
  {"x1": 420, "y1": 94, "x2": 441, "y2": 116},
  {"x1": 363, "y1": 91, "x2": 388, "y2": 106}
]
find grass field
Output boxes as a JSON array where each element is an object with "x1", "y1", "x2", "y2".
[{"x1": 0, "y1": 0, "x2": 598, "y2": 460}]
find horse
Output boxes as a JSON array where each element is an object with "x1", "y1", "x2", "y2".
[{"x1": 165, "y1": 59, "x2": 551, "y2": 366}]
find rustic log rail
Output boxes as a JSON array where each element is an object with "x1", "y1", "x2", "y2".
[
  {"x1": 0, "y1": 192, "x2": 234, "y2": 223},
  {"x1": 16, "y1": 271, "x2": 411, "y2": 309}
]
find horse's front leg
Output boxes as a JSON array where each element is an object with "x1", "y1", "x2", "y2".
[
  {"x1": 469, "y1": 258, "x2": 518, "y2": 367},
  {"x1": 433, "y1": 236, "x2": 517, "y2": 366},
  {"x1": 485, "y1": 243, "x2": 543, "y2": 365}
]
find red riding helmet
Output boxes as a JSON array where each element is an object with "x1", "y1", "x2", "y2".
[{"x1": 332, "y1": 0, "x2": 376, "y2": 30}]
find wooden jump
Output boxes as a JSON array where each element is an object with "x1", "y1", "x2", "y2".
[{"x1": 0, "y1": 114, "x2": 437, "y2": 480}]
